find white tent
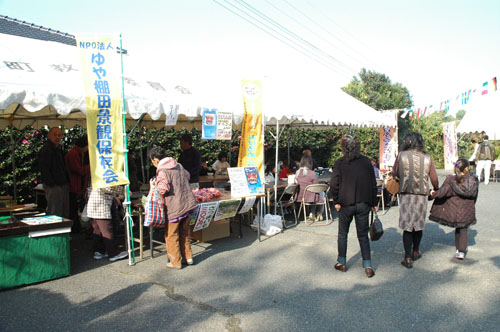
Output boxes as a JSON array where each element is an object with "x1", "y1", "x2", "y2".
[
  {"x1": 456, "y1": 92, "x2": 500, "y2": 139},
  {"x1": 0, "y1": 32, "x2": 395, "y2": 129}
]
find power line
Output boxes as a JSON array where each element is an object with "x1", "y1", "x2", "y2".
[
  {"x1": 232, "y1": 0, "x2": 356, "y2": 75},
  {"x1": 300, "y1": 0, "x2": 385, "y2": 72},
  {"x1": 211, "y1": 0, "x2": 353, "y2": 78},
  {"x1": 264, "y1": 0, "x2": 367, "y2": 72}
]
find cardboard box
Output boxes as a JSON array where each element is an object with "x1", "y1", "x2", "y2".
[{"x1": 191, "y1": 219, "x2": 230, "y2": 242}]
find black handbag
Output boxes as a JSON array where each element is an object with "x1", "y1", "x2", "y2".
[{"x1": 369, "y1": 209, "x2": 384, "y2": 241}]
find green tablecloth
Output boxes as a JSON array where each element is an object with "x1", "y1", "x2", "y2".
[{"x1": 0, "y1": 233, "x2": 70, "y2": 289}]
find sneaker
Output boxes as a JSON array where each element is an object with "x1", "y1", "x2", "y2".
[
  {"x1": 307, "y1": 213, "x2": 315, "y2": 221},
  {"x1": 316, "y1": 213, "x2": 324, "y2": 221},
  {"x1": 109, "y1": 251, "x2": 128, "y2": 262},
  {"x1": 93, "y1": 252, "x2": 108, "y2": 260},
  {"x1": 456, "y1": 251, "x2": 465, "y2": 260},
  {"x1": 186, "y1": 258, "x2": 194, "y2": 265}
]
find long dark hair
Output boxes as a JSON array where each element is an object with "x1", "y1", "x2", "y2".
[
  {"x1": 454, "y1": 158, "x2": 469, "y2": 183},
  {"x1": 340, "y1": 134, "x2": 360, "y2": 161},
  {"x1": 401, "y1": 132, "x2": 425, "y2": 152}
]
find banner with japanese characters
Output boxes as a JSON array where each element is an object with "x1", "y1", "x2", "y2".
[
  {"x1": 77, "y1": 36, "x2": 129, "y2": 189},
  {"x1": 379, "y1": 127, "x2": 398, "y2": 171},
  {"x1": 193, "y1": 201, "x2": 219, "y2": 232},
  {"x1": 443, "y1": 122, "x2": 458, "y2": 170},
  {"x1": 238, "y1": 80, "x2": 264, "y2": 176}
]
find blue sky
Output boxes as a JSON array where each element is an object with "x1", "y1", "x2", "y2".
[{"x1": 1, "y1": 0, "x2": 499, "y2": 110}]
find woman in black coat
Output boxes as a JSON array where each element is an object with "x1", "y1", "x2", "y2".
[{"x1": 330, "y1": 135, "x2": 378, "y2": 278}]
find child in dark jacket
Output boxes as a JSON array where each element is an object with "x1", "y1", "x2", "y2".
[{"x1": 429, "y1": 159, "x2": 479, "y2": 260}]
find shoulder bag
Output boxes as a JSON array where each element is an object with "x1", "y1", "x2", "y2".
[
  {"x1": 385, "y1": 174, "x2": 399, "y2": 195},
  {"x1": 144, "y1": 187, "x2": 166, "y2": 227},
  {"x1": 369, "y1": 209, "x2": 384, "y2": 241}
]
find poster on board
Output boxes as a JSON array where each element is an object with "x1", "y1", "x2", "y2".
[
  {"x1": 216, "y1": 111, "x2": 232, "y2": 140},
  {"x1": 213, "y1": 199, "x2": 241, "y2": 221},
  {"x1": 228, "y1": 166, "x2": 264, "y2": 198},
  {"x1": 202, "y1": 108, "x2": 217, "y2": 139}
]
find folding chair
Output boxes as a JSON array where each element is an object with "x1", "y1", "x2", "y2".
[
  {"x1": 299, "y1": 184, "x2": 332, "y2": 226},
  {"x1": 376, "y1": 178, "x2": 385, "y2": 213},
  {"x1": 277, "y1": 184, "x2": 299, "y2": 229}
]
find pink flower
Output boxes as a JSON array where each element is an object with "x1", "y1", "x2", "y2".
[
  {"x1": 238, "y1": 136, "x2": 241, "y2": 139},
  {"x1": 34, "y1": 180, "x2": 37, "y2": 184},
  {"x1": 35, "y1": 131, "x2": 39, "y2": 135},
  {"x1": 22, "y1": 139, "x2": 30, "y2": 145}
]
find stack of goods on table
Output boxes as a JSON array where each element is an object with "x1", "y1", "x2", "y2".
[{"x1": 192, "y1": 188, "x2": 222, "y2": 203}]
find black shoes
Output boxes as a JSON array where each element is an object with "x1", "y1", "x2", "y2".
[{"x1": 401, "y1": 257, "x2": 413, "y2": 268}]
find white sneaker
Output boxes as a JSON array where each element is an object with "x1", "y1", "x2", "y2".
[
  {"x1": 456, "y1": 251, "x2": 465, "y2": 260},
  {"x1": 307, "y1": 213, "x2": 315, "y2": 221},
  {"x1": 316, "y1": 214, "x2": 324, "y2": 221},
  {"x1": 109, "y1": 251, "x2": 128, "y2": 262},
  {"x1": 186, "y1": 258, "x2": 194, "y2": 265},
  {"x1": 93, "y1": 252, "x2": 108, "y2": 260}
]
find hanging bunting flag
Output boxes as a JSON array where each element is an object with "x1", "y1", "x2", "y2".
[
  {"x1": 400, "y1": 109, "x2": 409, "y2": 118},
  {"x1": 409, "y1": 109, "x2": 413, "y2": 119},
  {"x1": 444, "y1": 100, "x2": 450, "y2": 113},
  {"x1": 492, "y1": 77, "x2": 497, "y2": 91},
  {"x1": 482, "y1": 81, "x2": 489, "y2": 95}
]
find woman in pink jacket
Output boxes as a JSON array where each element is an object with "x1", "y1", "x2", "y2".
[
  {"x1": 149, "y1": 147, "x2": 198, "y2": 269},
  {"x1": 295, "y1": 156, "x2": 324, "y2": 221}
]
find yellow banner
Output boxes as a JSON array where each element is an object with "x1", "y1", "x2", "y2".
[
  {"x1": 77, "y1": 37, "x2": 129, "y2": 189},
  {"x1": 238, "y1": 80, "x2": 264, "y2": 177}
]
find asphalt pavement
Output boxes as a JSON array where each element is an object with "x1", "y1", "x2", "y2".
[{"x1": 1, "y1": 170, "x2": 499, "y2": 332}]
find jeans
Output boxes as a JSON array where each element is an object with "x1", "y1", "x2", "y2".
[{"x1": 337, "y1": 202, "x2": 372, "y2": 267}]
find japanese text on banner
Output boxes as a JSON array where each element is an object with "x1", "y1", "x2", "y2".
[
  {"x1": 379, "y1": 127, "x2": 398, "y2": 171},
  {"x1": 238, "y1": 80, "x2": 264, "y2": 177},
  {"x1": 77, "y1": 37, "x2": 129, "y2": 189}
]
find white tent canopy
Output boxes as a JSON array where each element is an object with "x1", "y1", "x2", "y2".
[
  {"x1": 0, "y1": 32, "x2": 395, "y2": 129},
  {"x1": 456, "y1": 92, "x2": 500, "y2": 139}
]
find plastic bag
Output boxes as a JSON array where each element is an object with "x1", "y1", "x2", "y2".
[
  {"x1": 81, "y1": 204, "x2": 90, "y2": 222},
  {"x1": 253, "y1": 214, "x2": 283, "y2": 235}
]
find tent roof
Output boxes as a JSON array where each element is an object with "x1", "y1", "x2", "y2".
[
  {"x1": 0, "y1": 29, "x2": 395, "y2": 130},
  {"x1": 456, "y1": 92, "x2": 500, "y2": 139}
]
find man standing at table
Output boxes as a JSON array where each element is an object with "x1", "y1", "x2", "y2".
[
  {"x1": 38, "y1": 127, "x2": 70, "y2": 218},
  {"x1": 178, "y1": 133, "x2": 202, "y2": 190}
]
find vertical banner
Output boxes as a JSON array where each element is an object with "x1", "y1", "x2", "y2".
[
  {"x1": 77, "y1": 37, "x2": 129, "y2": 188},
  {"x1": 379, "y1": 127, "x2": 398, "y2": 171},
  {"x1": 238, "y1": 80, "x2": 264, "y2": 176},
  {"x1": 443, "y1": 122, "x2": 458, "y2": 170}
]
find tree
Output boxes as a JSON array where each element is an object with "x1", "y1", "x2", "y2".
[
  {"x1": 342, "y1": 68, "x2": 413, "y2": 110},
  {"x1": 455, "y1": 109, "x2": 466, "y2": 120}
]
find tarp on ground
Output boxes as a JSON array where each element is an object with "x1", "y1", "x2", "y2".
[{"x1": 0, "y1": 32, "x2": 395, "y2": 130}]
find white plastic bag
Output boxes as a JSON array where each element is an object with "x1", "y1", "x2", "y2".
[
  {"x1": 81, "y1": 204, "x2": 90, "y2": 222},
  {"x1": 253, "y1": 214, "x2": 283, "y2": 235}
]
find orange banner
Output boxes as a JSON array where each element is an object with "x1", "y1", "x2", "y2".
[{"x1": 238, "y1": 80, "x2": 264, "y2": 177}]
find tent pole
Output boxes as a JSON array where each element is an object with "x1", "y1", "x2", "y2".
[
  {"x1": 9, "y1": 128, "x2": 17, "y2": 202},
  {"x1": 274, "y1": 120, "x2": 279, "y2": 215},
  {"x1": 119, "y1": 34, "x2": 135, "y2": 266}
]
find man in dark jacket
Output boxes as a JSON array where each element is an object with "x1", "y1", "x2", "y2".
[
  {"x1": 38, "y1": 127, "x2": 70, "y2": 218},
  {"x1": 476, "y1": 135, "x2": 497, "y2": 185},
  {"x1": 178, "y1": 133, "x2": 202, "y2": 189}
]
